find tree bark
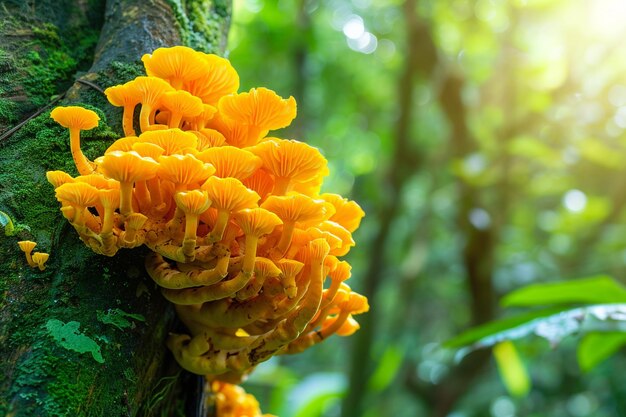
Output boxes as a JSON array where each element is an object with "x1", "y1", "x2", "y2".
[{"x1": 0, "y1": 1, "x2": 230, "y2": 416}]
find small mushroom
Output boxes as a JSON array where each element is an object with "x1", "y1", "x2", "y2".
[
  {"x1": 201, "y1": 177, "x2": 260, "y2": 243},
  {"x1": 50, "y1": 106, "x2": 100, "y2": 176},
  {"x1": 104, "y1": 81, "x2": 141, "y2": 136},
  {"x1": 32, "y1": 252, "x2": 50, "y2": 271},
  {"x1": 160, "y1": 90, "x2": 204, "y2": 129},
  {"x1": 96, "y1": 151, "x2": 159, "y2": 216},
  {"x1": 232, "y1": 208, "x2": 282, "y2": 273},
  {"x1": 17, "y1": 240, "x2": 37, "y2": 267},
  {"x1": 142, "y1": 46, "x2": 209, "y2": 90},
  {"x1": 132, "y1": 76, "x2": 175, "y2": 132}
]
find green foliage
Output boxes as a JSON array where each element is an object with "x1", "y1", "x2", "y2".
[
  {"x1": 96, "y1": 308, "x2": 145, "y2": 331},
  {"x1": 45, "y1": 319, "x2": 104, "y2": 363}
]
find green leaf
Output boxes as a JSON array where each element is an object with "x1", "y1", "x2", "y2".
[
  {"x1": 493, "y1": 341, "x2": 531, "y2": 398},
  {"x1": 0, "y1": 211, "x2": 15, "y2": 236},
  {"x1": 97, "y1": 308, "x2": 145, "y2": 331},
  {"x1": 577, "y1": 332, "x2": 626, "y2": 372},
  {"x1": 445, "y1": 307, "x2": 565, "y2": 348},
  {"x1": 367, "y1": 344, "x2": 404, "y2": 392},
  {"x1": 45, "y1": 319, "x2": 104, "y2": 363},
  {"x1": 502, "y1": 276, "x2": 626, "y2": 307},
  {"x1": 448, "y1": 304, "x2": 626, "y2": 355}
]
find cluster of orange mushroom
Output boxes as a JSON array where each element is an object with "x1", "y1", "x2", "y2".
[
  {"x1": 17, "y1": 240, "x2": 49, "y2": 271},
  {"x1": 213, "y1": 381, "x2": 274, "y2": 417},
  {"x1": 47, "y1": 46, "x2": 368, "y2": 391}
]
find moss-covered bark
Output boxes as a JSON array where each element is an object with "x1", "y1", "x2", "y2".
[{"x1": 0, "y1": 1, "x2": 231, "y2": 416}]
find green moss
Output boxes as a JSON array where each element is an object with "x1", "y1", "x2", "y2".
[{"x1": 166, "y1": 0, "x2": 230, "y2": 54}]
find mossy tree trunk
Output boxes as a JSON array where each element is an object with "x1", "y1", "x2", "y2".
[{"x1": 0, "y1": 1, "x2": 231, "y2": 416}]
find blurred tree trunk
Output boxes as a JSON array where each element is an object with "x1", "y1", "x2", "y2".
[{"x1": 0, "y1": 1, "x2": 230, "y2": 416}]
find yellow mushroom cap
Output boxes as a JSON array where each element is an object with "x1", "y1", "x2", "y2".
[
  {"x1": 132, "y1": 142, "x2": 165, "y2": 160},
  {"x1": 126, "y1": 212, "x2": 148, "y2": 230},
  {"x1": 324, "y1": 314, "x2": 360, "y2": 337},
  {"x1": 131, "y1": 76, "x2": 175, "y2": 107},
  {"x1": 341, "y1": 292, "x2": 370, "y2": 315},
  {"x1": 55, "y1": 182, "x2": 100, "y2": 207},
  {"x1": 192, "y1": 128, "x2": 227, "y2": 150},
  {"x1": 218, "y1": 87, "x2": 297, "y2": 131},
  {"x1": 105, "y1": 136, "x2": 142, "y2": 154},
  {"x1": 320, "y1": 193, "x2": 365, "y2": 233},
  {"x1": 330, "y1": 261, "x2": 352, "y2": 282},
  {"x1": 161, "y1": 90, "x2": 204, "y2": 117},
  {"x1": 74, "y1": 174, "x2": 120, "y2": 190},
  {"x1": 196, "y1": 146, "x2": 262, "y2": 180},
  {"x1": 142, "y1": 46, "x2": 209, "y2": 87},
  {"x1": 139, "y1": 129, "x2": 198, "y2": 155},
  {"x1": 50, "y1": 106, "x2": 100, "y2": 130},
  {"x1": 306, "y1": 227, "x2": 343, "y2": 253},
  {"x1": 316, "y1": 221, "x2": 355, "y2": 256},
  {"x1": 96, "y1": 151, "x2": 159, "y2": 183},
  {"x1": 99, "y1": 188, "x2": 121, "y2": 209},
  {"x1": 261, "y1": 194, "x2": 334, "y2": 226},
  {"x1": 232, "y1": 208, "x2": 282, "y2": 237},
  {"x1": 253, "y1": 257, "x2": 282, "y2": 277},
  {"x1": 207, "y1": 113, "x2": 254, "y2": 148},
  {"x1": 183, "y1": 53, "x2": 240, "y2": 105},
  {"x1": 17, "y1": 240, "x2": 37, "y2": 253},
  {"x1": 250, "y1": 139, "x2": 328, "y2": 184},
  {"x1": 276, "y1": 258, "x2": 304, "y2": 277},
  {"x1": 104, "y1": 82, "x2": 141, "y2": 107},
  {"x1": 32, "y1": 252, "x2": 50, "y2": 266},
  {"x1": 201, "y1": 176, "x2": 260, "y2": 212},
  {"x1": 158, "y1": 154, "x2": 215, "y2": 186},
  {"x1": 46, "y1": 171, "x2": 74, "y2": 189},
  {"x1": 174, "y1": 190, "x2": 211, "y2": 215}
]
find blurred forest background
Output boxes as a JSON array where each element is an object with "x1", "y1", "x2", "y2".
[{"x1": 227, "y1": 0, "x2": 626, "y2": 416}]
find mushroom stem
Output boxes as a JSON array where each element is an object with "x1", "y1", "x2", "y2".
[
  {"x1": 147, "y1": 178, "x2": 163, "y2": 209},
  {"x1": 169, "y1": 111, "x2": 183, "y2": 129},
  {"x1": 243, "y1": 235, "x2": 259, "y2": 273},
  {"x1": 119, "y1": 182, "x2": 134, "y2": 216},
  {"x1": 134, "y1": 180, "x2": 151, "y2": 213},
  {"x1": 272, "y1": 176, "x2": 291, "y2": 195},
  {"x1": 69, "y1": 128, "x2": 96, "y2": 176},
  {"x1": 139, "y1": 104, "x2": 153, "y2": 132},
  {"x1": 122, "y1": 105, "x2": 136, "y2": 136},
  {"x1": 24, "y1": 251, "x2": 36, "y2": 267},
  {"x1": 184, "y1": 213, "x2": 200, "y2": 241},
  {"x1": 208, "y1": 210, "x2": 230, "y2": 243},
  {"x1": 276, "y1": 222, "x2": 295, "y2": 255},
  {"x1": 101, "y1": 204, "x2": 117, "y2": 235}
]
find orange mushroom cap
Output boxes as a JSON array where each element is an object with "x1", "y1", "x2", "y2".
[
  {"x1": 253, "y1": 257, "x2": 282, "y2": 278},
  {"x1": 105, "y1": 136, "x2": 142, "y2": 154},
  {"x1": 132, "y1": 142, "x2": 165, "y2": 160},
  {"x1": 96, "y1": 151, "x2": 159, "y2": 184},
  {"x1": 196, "y1": 146, "x2": 262, "y2": 180},
  {"x1": 218, "y1": 87, "x2": 297, "y2": 132},
  {"x1": 17, "y1": 240, "x2": 37, "y2": 254},
  {"x1": 183, "y1": 53, "x2": 240, "y2": 105},
  {"x1": 192, "y1": 128, "x2": 227, "y2": 150},
  {"x1": 131, "y1": 76, "x2": 175, "y2": 107},
  {"x1": 32, "y1": 252, "x2": 50, "y2": 270},
  {"x1": 161, "y1": 90, "x2": 204, "y2": 118},
  {"x1": 46, "y1": 171, "x2": 74, "y2": 189},
  {"x1": 320, "y1": 193, "x2": 365, "y2": 233},
  {"x1": 206, "y1": 113, "x2": 254, "y2": 148},
  {"x1": 232, "y1": 208, "x2": 282, "y2": 237},
  {"x1": 55, "y1": 182, "x2": 100, "y2": 208},
  {"x1": 241, "y1": 169, "x2": 274, "y2": 201},
  {"x1": 158, "y1": 154, "x2": 215, "y2": 186},
  {"x1": 142, "y1": 46, "x2": 209, "y2": 88},
  {"x1": 316, "y1": 221, "x2": 355, "y2": 256},
  {"x1": 174, "y1": 190, "x2": 211, "y2": 215},
  {"x1": 74, "y1": 174, "x2": 120, "y2": 190},
  {"x1": 250, "y1": 138, "x2": 328, "y2": 185},
  {"x1": 139, "y1": 129, "x2": 198, "y2": 155},
  {"x1": 104, "y1": 82, "x2": 141, "y2": 107},
  {"x1": 201, "y1": 176, "x2": 260, "y2": 212},
  {"x1": 261, "y1": 194, "x2": 334, "y2": 226},
  {"x1": 50, "y1": 106, "x2": 100, "y2": 130},
  {"x1": 99, "y1": 188, "x2": 121, "y2": 209}
]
